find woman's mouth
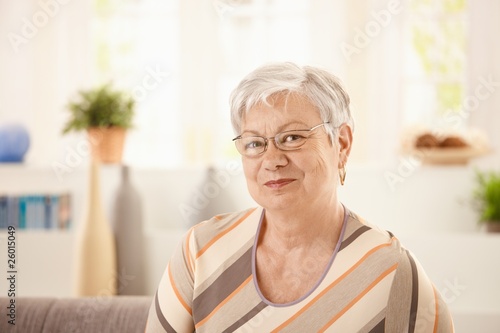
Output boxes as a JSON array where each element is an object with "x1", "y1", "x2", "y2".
[{"x1": 264, "y1": 178, "x2": 295, "y2": 189}]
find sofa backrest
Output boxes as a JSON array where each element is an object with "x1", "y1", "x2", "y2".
[{"x1": 0, "y1": 296, "x2": 152, "y2": 333}]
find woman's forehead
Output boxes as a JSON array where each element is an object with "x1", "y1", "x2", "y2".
[
  {"x1": 245, "y1": 93, "x2": 319, "y2": 119},
  {"x1": 241, "y1": 100, "x2": 321, "y2": 134},
  {"x1": 259, "y1": 92, "x2": 315, "y2": 109}
]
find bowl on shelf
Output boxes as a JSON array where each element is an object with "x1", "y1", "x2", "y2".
[
  {"x1": 400, "y1": 127, "x2": 491, "y2": 165},
  {"x1": 402, "y1": 146, "x2": 491, "y2": 165}
]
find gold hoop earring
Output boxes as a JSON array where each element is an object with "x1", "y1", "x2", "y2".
[{"x1": 339, "y1": 166, "x2": 346, "y2": 186}]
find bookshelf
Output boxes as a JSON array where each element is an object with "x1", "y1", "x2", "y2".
[
  {"x1": 1, "y1": 163, "x2": 499, "y2": 332},
  {"x1": 0, "y1": 193, "x2": 71, "y2": 230},
  {"x1": 0, "y1": 163, "x2": 125, "y2": 233},
  {"x1": 0, "y1": 163, "x2": 127, "y2": 298}
]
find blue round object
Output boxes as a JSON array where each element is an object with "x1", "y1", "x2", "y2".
[{"x1": 0, "y1": 124, "x2": 31, "y2": 162}]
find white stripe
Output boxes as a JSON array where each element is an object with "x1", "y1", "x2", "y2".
[
  {"x1": 157, "y1": 264, "x2": 194, "y2": 332},
  {"x1": 194, "y1": 208, "x2": 262, "y2": 286},
  {"x1": 324, "y1": 269, "x2": 396, "y2": 332}
]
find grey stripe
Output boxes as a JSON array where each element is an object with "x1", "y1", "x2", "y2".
[
  {"x1": 358, "y1": 308, "x2": 386, "y2": 333},
  {"x1": 154, "y1": 291, "x2": 177, "y2": 333},
  {"x1": 384, "y1": 242, "x2": 412, "y2": 332},
  {"x1": 282, "y1": 244, "x2": 398, "y2": 332},
  {"x1": 407, "y1": 250, "x2": 419, "y2": 333},
  {"x1": 368, "y1": 318, "x2": 385, "y2": 333},
  {"x1": 196, "y1": 238, "x2": 254, "y2": 295},
  {"x1": 194, "y1": 208, "x2": 255, "y2": 249},
  {"x1": 193, "y1": 246, "x2": 253, "y2": 324},
  {"x1": 221, "y1": 302, "x2": 268, "y2": 333},
  {"x1": 339, "y1": 225, "x2": 371, "y2": 251}
]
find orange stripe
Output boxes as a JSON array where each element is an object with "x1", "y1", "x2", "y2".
[
  {"x1": 432, "y1": 286, "x2": 439, "y2": 333},
  {"x1": 318, "y1": 263, "x2": 398, "y2": 332},
  {"x1": 195, "y1": 275, "x2": 253, "y2": 329},
  {"x1": 271, "y1": 240, "x2": 395, "y2": 333},
  {"x1": 185, "y1": 227, "x2": 194, "y2": 276},
  {"x1": 196, "y1": 208, "x2": 256, "y2": 259},
  {"x1": 168, "y1": 264, "x2": 192, "y2": 315}
]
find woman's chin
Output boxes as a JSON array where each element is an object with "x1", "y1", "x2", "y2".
[{"x1": 257, "y1": 193, "x2": 303, "y2": 212}]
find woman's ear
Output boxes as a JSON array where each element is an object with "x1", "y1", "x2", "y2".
[{"x1": 337, "y1": 123, "x2": 353, "y2": 167}]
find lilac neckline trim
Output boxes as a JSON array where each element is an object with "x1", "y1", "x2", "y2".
[{"x1": 251, "y1": 204, "x2": 349, "y2": 308}]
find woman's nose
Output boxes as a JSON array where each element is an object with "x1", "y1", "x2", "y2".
[{"x1": 262, "y1": 140, "x2": 288, "y2": 170}]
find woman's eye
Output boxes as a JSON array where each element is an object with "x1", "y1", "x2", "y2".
[
  {"x1": 283, "y1": 134, "x2": 305, "y2": 143},
  {"x1": 245, "y1": 140, "x2": 264, "y2": 149}
]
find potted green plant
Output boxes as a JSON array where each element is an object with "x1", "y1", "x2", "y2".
[
  {"x1": 62, "y1": 84, "x2": 135, "y2": 163},
  {"x1": 472, "y1": 169, "x2": 500, "y2": 232}
]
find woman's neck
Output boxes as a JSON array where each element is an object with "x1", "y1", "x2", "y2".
[{"x1": 260, "y1": 201, "x2": 345, "y2": 252}]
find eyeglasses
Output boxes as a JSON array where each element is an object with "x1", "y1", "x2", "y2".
[{"x1": 232, "y1": 122, "x2": 330, "y2": 157}]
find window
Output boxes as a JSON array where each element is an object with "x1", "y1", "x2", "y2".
[
  {"x1": 91, "y1": 0, "x2": 181, "y2": 167},
  {"x1": 91, "y1": 0, "x2": 317, "y2": 167},
  {"x1": 214, "y1": 0, "x2": 312, "y2": 162},
  {"x1": 402, "y1": 0, "x2": 467, "y2": 127}
]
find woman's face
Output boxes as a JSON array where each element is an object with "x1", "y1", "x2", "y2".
[{"x1": 240, "y1": 93, "x2": 352, "y2": 213}]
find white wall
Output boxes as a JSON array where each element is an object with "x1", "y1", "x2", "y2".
[
  {"x1": 467, "y1": 0, "x2": 500, "y2": 168},
  {"x1": 0, "y1": 0, "x2": 92, "y2": 164},
  {"x1": 3, "y1": 1, "x2": 498, "y2": 169},
  {"x1": 0, "y1": 162, "x2": 499, "y2": 331},
  {"x1": 0, "y1": 161, "x2": 484, "y2": 233}
]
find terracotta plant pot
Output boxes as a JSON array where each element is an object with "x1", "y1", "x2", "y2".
[
  {"x1": 87, "y1": 127, "x2": 126, "y2": 164},
  {"x1": 485, "y1": 222, "x2": 500, "y2": 233}
]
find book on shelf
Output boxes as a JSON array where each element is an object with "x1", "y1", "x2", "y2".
[{"x1": 0, "y1": 192, "x2": 71, "y2": 230}]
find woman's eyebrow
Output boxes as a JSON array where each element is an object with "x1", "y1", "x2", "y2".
[{"x1": 240, "y1": 121, "x2": 310, "y2": 136}]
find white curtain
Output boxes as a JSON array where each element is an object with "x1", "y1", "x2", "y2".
[
  {"x1": 0, "y1": 0, "x2": 92, "y2": 166},
  {"x1": 4, "y1": 0, "x2": 493, "y2": 168},
  {"x1": 343, "y1": 0, "x2": 406, "y2": 165},
  {"x1": 467, "y1": 0, "x2": 500, "y2": 168}
]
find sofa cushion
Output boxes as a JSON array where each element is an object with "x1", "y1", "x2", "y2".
[
  {"x1": 0, "y1": 296, "x2": 151, "y2": 333},
  {"x1": 44, "y1": 296, "x2": 151, "y2": 333},
  {"x1": 0, "y1": 297, "x2": 57, "y2": 332}
]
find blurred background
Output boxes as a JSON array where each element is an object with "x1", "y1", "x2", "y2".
[
  {"x1": 1, "y1": 0, "x2": 498, "y2": 168},
  {"x1": 1, "y1": 0, "x2": 500, "y2": 330}
]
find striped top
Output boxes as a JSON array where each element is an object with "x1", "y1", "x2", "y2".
[{"x1": 146, "y1": 207, "x2": 454, "y2": 332}]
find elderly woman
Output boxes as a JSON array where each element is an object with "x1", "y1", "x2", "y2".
[{"x1": 146, "y1": 63, "x2": 453, "y2": 332}]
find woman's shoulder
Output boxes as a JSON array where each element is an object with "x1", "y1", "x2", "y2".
[
  {"x1": 341, "y1": 208, "x2": 413, "y2": 273},
  {"x1": 188, "y1": 207, "x2": 262, "y2": 246},
  {"x1": 343, "y1": 208, "x2": 402, "y2": 250}
]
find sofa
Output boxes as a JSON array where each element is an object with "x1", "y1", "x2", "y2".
[{"x1": 0, "y1": 296, "x2": 152, "y2": 333}]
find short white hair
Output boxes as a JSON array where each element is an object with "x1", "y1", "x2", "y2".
[{"x1": 229, "y1": 62, "x2": 354, "y2": 142}]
